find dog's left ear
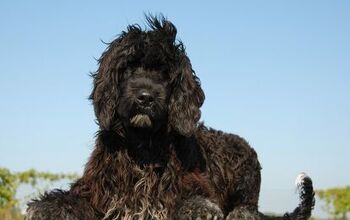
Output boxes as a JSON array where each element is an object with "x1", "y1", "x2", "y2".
[{"x1": 168, "y1": 57, "x2": 205, "y2": 137}]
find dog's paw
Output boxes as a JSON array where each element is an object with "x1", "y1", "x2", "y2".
[
  {"x1": 175, "y1": 196, "x2": 224, "y2": 220},
  {"x1": 226, "y1": 207, "x2": 259, "y2": 220}
]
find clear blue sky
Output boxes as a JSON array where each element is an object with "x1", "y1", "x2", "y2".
[{"x1": 1, "y1": 1, "x2": 349, "y2": 217}]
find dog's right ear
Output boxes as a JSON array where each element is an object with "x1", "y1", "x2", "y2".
[
  {"x1": 90, "y1": 72, "x2": 117, "y2": 130},
  {"x1": 90, "y1": 39, "x2": 128, "y2": 130}
]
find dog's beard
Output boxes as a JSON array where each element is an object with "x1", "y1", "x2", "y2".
[{"x1": 130, "y1": 114, "x2": 152, "y2": 128}]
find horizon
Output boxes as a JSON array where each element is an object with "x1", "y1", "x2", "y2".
[{"x1": 1, "y1": 1, "x2": 349, "y2": 218}]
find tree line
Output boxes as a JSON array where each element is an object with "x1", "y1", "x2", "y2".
[{"x1": 0, "y1": 167, "x2": 77, "y2": 220}]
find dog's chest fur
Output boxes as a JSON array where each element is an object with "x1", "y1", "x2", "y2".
[{"x1": 102, "y1": 147, "x2": 211, "y2": 220}]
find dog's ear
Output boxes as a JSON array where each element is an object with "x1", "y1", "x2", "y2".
[
  {"x1": 90, "y1": 39, "x2": 128, "y2": 130},
  {"x1": 168, "y1": 57, "x2": 205, "y2": 137},
  {"x1": 90, "y1": 72, "x2": 117, "y2": 130}
]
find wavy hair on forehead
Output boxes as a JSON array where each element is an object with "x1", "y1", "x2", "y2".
[{"x1": 89, "y1": 14, "x2": 205, "y2": 137}]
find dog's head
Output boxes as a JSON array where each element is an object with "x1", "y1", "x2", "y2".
[{"x1": 90, "y1": 16, "x2": 204, "y2": 137}]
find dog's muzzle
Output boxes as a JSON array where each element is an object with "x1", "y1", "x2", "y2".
[{"x1": 130, "y1": 114, "x2": 152, "y2": 128}]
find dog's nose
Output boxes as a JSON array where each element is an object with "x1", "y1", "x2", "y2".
[{"x1": 136, "y1": 91, "x2": 154, "y2": 106}]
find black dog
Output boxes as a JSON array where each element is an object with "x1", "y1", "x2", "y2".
[{"x1": 26, "y1": 15, "x2": 314, "y2": 220}]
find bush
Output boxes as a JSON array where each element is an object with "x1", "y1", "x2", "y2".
[
  {"x1": 317, "y1": 186, "x2": 350, "y2": 219},
  {"x1": 0, "y1": 167, "x2": 77, "y2": 220}
]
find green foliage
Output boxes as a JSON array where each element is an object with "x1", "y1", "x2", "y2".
[
  {"x1": 16, "y1": 168, "x2": 78, "y2": 187},
  {"x1": 0, "y1": 204, "x2": 24, "y2": 220},
  {"x1": 0, "y1": 168, "x2": 17, "y2": 209},
  {"x1": 0, "y1": 167, "x2": 78, "y2": 220},
  {"x1": 317, "y1": 186, "x2": 350, "y2": 219}
]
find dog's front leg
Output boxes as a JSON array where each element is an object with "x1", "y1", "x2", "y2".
[
  {"x1": 26, "y1": 190, "x2": 99, "y2": 220},
  {"x1": 225, "y1": 206, "x2": 261, "y2": 220},
  {"x1": 174, "y1": 196, "x2": 224, "y2": 220}
]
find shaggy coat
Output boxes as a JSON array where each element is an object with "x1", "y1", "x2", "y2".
[{"x1": 26, "y1": 16, "x2": 314, "y2": 220}]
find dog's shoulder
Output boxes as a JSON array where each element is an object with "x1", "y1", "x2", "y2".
[{"x1": 194, "y1": 123, "x2": 259, "y2": 162}]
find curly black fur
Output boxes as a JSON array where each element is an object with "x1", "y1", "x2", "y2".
[{"x1": 26, "y1": 15, "x2": 314, "y2": 220}]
